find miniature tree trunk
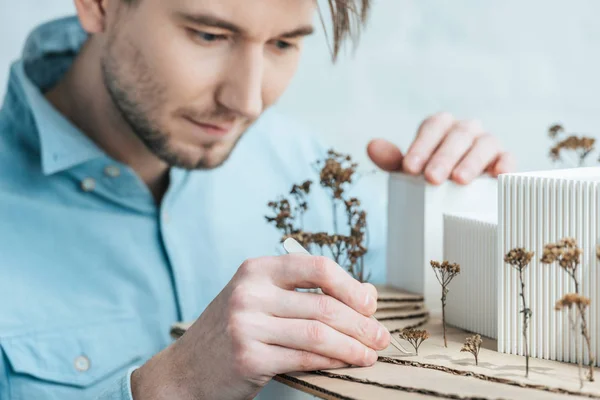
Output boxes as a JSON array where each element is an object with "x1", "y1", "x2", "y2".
[
  {"x1": 518, "y1": 267, "x2": 530, "y2": 378},
  {"x1": 504, "y1": 247, "x2": 534, "y2": 378},
  {"x1": 430, "y1": 261, "x2": 460, "y2": 348}
]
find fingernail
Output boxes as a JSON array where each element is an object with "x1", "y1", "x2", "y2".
[
  {"x1": 376, "y1": 326, "x2": 382, "y2": 342},
  {"x1": 405, "y1": 155, "x2": 422, "y2": 172},
  {"x1": 455, "y1": 169, "x2": 472, "y2": 182},
  {"x1": 364, "y1": 347, "x2": 377, "y2": 364},
  {"x1": 364, "y1": 294, "x2": 373, "y2": 308},
  {"x1": 428, "y1": 166, "x2": 445, "y2": 183}
]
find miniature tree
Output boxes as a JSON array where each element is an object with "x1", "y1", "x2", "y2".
[
  {"x1": 541, "y1": 238, "x2": 595, "y2": 382},
  {"x1": 504, "y1": 247, "x2": 534, "y2": 378},
  {"x1": 460, "y1": 334, "x2": 483, "y2": 366},
  {"x1": 430, "y1": 260, "x2": 461, "y2": 347},
  {"x1": 555, "y1": 293, "x2": 592, "y2": 388},
  {"x1": 265, "y1": 149, "x2": 371, "y2": 282},
  {"x1": 547, "y1": 124, "x2": 596, "y2": 167},
  {"x1": 398, "y1": 328, "x2": 430, "y2": 355}
]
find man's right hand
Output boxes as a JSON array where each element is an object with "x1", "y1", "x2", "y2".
[{"x1": 130, "y1": 254, "x2": 391, "y2": 400}]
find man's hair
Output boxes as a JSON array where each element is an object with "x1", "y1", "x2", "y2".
[
  {"x1": 121, "y1": 0, "x2": 371, "y2": 62},
  {"x1": 325, "y1": 0, "x2": 371, "y2": 61}
]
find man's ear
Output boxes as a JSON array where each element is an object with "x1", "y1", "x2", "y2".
[{"x1": 73, "y1": 0, "x2": 110, "y2": 33}]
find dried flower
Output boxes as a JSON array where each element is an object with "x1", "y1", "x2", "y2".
[
  {"x1": 504, "y1": 247, "x2": 534, "y2": 378},
  {"x1": 540, "y1": 238, "x2": 582, "y2": 289},
  {"x1": 460, "y1": 334, "x2": 483, "y2": 365},
  {"x1": 266, "y1": 149, "x2": 371, "y2": 282},
  {"x1": 504, "y1": 248, "x2": 535, "y2": 270},
  {"x1": 555, "y1": 293, "x2": 593, "y2": 387},
  {"x1": 543, "y1": 238, "x2": 595, "y2": 383},
  {"x1": 547, "y1": 123, "x2": 596, "y2": 167},
  {"x1": 430, "y1": 260, "x2": 460, "y2": 348},
  {"x1": 548, "y1": 124, "x2": 565, "y2": 139},
  {"x1": 555, "y1": 293, "x2": 591, "y2": 311},
  {"x1": 398, "y1": 328, "x2": 430, "y2": 355}
]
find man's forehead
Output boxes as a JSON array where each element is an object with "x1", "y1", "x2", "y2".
[{"x1": 166, "y1": 0, "x2": 317, "y2": 36}]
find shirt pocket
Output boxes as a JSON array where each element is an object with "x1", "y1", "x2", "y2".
[{"x1": 1, "y1": 317, "x2": 145, "y2": 400}]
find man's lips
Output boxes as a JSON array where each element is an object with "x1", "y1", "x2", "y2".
[{"x1": 185, "y1": 117, "x2": 234, "y2": 137}]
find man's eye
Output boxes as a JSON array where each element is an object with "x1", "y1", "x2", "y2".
[
  {"x1": 274, "y1": 40, "x2": 293, "y2": 50},
  {"x1": 195, "y1": 31, "x2": 227, "y2": 43}
]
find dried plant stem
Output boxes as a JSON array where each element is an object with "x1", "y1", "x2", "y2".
[
  {"x1": 578, "y1": 304, "x2": 595, "y2": 382},
  {"x1": 567, "y1": 307, "x2": 584, "y2": 388},
  {"x1": 518, "y1": 267, "x2": 530, "y2": 378},
  {"x1": 441, "y1": 288, "x2": 448, "y2": 348},
  {"x1": 430, "y1": 261, "x2": 460, "y2": 348}
]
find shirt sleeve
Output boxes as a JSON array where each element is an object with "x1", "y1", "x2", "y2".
[{"x1": 96, "y1": 366, "x2": 138, "y2": 400}]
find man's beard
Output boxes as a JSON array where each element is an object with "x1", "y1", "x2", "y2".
[{"x1": 101, "y1": 48, "x2": 243, "y2": 170}]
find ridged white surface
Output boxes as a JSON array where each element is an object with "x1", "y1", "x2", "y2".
[
  {"x1": 498, "y1": 168, "x2": 600, "y2": 365},
  {"x1": 386, "y1": 173, "x2": 497, "y2": 311},
  {"x1": 444, "y1": 213, "x2": 498, "y2": 339}
]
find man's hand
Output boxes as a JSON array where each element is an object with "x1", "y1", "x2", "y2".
[
  {"x1": 131, "y1": 255, "x2": 390, "y2": 400},
  {"x1": 367, "y1": 112, "x2": 516, "y2": 184}
]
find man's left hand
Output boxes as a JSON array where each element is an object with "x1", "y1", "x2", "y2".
[{"x1": 367, "y1": 112, "x2": 516, "y2": 185}]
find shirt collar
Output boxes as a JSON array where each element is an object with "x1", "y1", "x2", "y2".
[{"x1": 16, "y1": 16, "x2": 105, "y2": 175}]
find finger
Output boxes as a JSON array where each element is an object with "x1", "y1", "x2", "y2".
[
  {"x1": 267, "y1": 344, "x2": 349, "y2": 374},
  {"x1": 362, "y1": 283, "x2": 379, "y2": 306},
  {"x1": 267, "y1": 254, "x2": 377, "y2": 316},
  {"x1": 403, "y1": 112, "x2": 456, "y2": 174},
  {"x1": 261, "y1": 317, "x2": 379, "y2": 367},
  {"x1": 366, "y1": 139, "x2": 403, "y2": 172},
  {"x1": 270, "y1": 289, "x2": 389, "y2": 350},
  {"x1": 423, "y1": 121, "x2": 482, "y2": 185},
  {"x1": 487, "y1": 152, "x2": 517, "y2": 176},
  {"x1": 451, "y1": 134, "x2": 503, "y2": 184}
]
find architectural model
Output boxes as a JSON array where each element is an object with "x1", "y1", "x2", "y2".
[
  {"x1": 443, "y1": 213, "x2": 498, "y2": 339},
  {"x1": 386, "y1": 173, "x2": 497, "y2": 310},
  {"x1": 387, "y1": 167, "x2": 600, "y2": 369}
]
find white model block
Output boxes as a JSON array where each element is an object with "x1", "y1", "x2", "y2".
[
  {"x1": 498, "y1": 167, "x2": 600, "y2": 365},
  {"x1": 443, "y1": 213, "x2": 498, "y2": 339},
  {"x1": 386, "y1": 173, "x2": 497, "y2": 311}
]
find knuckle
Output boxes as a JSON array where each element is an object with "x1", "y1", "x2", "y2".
[
  {"x1": 316, "y1": 296, "x2": 336, "y2": 322},
  {"x1": 429, "y1": 111, "x2": 455, "y2": 124},
  {"x1": 457, "y1": 119, "x2": 483, "y2": 133},
  {"x1": 238, "y1": 258, "x2": 259, "y2": 277},
  {"x1": 355, "y1": 317, "x2": 370, "y2": 339},
  {"x1": 226, "y1": 313, "x2": 247, "y2": 340},
  {"x1": 229, "y1": 284, "x2": 253, "y2": 311},
  {"x1": 306, "y1": 321, "x2": 327, "y2": 344},
  {"x1": 475, "y1": 133, "x2": 500, "y2": 148},
  {"x1": 312, "y1": 256, "x2": 332, "y2": 282},
  {"x1": 297, "y1": 350, "x2": 315, "y2": 370}
]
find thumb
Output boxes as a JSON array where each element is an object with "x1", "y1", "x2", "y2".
[{"x1": 366, "y1": 138, "x2": 403, "y2": 172}]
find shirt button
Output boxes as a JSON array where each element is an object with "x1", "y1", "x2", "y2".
[
  {"x1": 80, "y1": 178, "x2": 96, "y2": 192},
  {"x1": 104, "y1": 165, "x2": 121, "y2": 178},
  {"x1": 74, "y1": 355, "x2": 91, "y2": 372}
]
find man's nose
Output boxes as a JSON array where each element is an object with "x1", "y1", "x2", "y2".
[{"x1": 216, "y1": 47, "x2": 264, "y2": 120}]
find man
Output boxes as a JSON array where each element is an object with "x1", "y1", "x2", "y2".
[{"x1": 0, "y1": 0, "x2": 515, "y2": 399}]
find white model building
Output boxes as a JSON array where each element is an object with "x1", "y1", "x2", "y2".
[
  {"x1": 386, "y1": 173, "x2": 497, "y2": 311},
  {"x1": 443, "y1": 213, "x2": 498, "y2": 339},
  {"x1": 498, "y1": 168, "x2": 600, "y2": 366}
]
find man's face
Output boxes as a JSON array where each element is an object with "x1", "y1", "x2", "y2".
[{"x1": 101, "y1": 0, "x2": 315, "y2": 169}]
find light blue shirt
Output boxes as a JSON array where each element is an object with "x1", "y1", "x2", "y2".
[{"x1": 0, "y1": 16, "x2": 387, "y2": 400}]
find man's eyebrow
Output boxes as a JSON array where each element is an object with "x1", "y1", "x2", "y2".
[
  {"x1": 176, "y1": 11, "x2": 314, "y2": 38},
  {"x1": 177, "y1": 12, "x2": 243, "y2": 33},
  {"x1": 280, "y1": 26, "x2": 314, "y2": 39}
]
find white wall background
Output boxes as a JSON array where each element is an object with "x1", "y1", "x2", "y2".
[{"x1": 2, "y1": 0, "x2": 600, "y2": 184}]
